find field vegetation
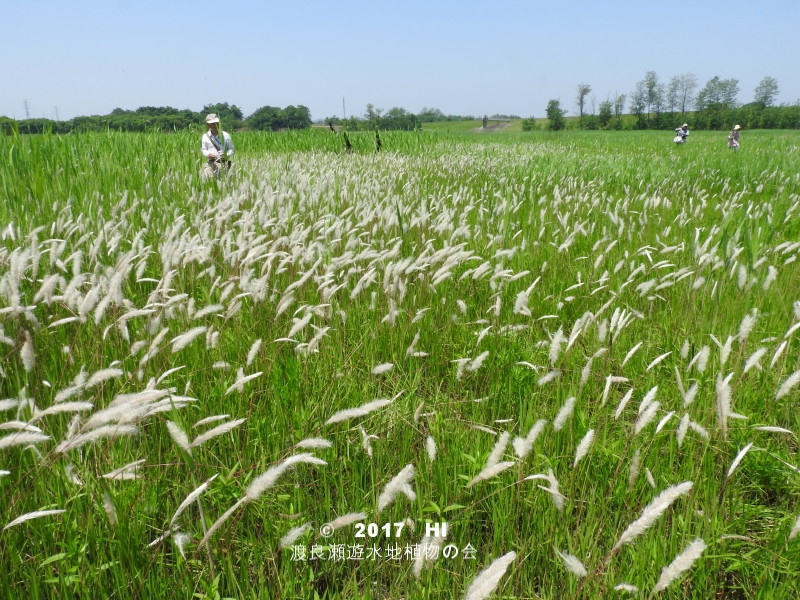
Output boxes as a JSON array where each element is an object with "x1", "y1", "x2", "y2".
[{"x1": 1, "y1": 128, "x2": 800, "y2": 599}]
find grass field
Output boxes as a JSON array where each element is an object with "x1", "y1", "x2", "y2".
[{"x1": 2, "y1": 128, "x2": 800, "y2": 599}]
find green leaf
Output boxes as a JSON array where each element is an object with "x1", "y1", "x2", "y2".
[{"x1": 40, "y1": 552, "x2": 67, "y2": 567}]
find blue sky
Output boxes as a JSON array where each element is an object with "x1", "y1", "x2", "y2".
[{"x1": 4, "y1": 0, "x2": 798, "y2": 122}]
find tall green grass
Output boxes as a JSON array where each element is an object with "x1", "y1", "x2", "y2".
[{"x1": 1, "y1": 129, "x2": 800, "y2": 599}]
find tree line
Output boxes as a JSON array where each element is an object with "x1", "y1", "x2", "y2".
[
  {"x1": 0, "y1": 103, "x2": 313, "y2": 135},
  {"x1": 5, "y1": 71, "x2": 798, "y2": 136},
  {"x1": 542, "y1": 73, "x2": 800, "y2": 131},
  {"x1": 1, "y1": 102, "x2": 473, "y2": 136}
]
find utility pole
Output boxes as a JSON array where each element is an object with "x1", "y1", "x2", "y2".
[
  {"x1": 54, "y1": 106, "x2": 60, "y2": 121},
  {"x1": 24, "y1": 100, "x2": 30, "y2": 120},
  {"x1": 342, "y1": 97, "x2": 346, "y2": 120}
]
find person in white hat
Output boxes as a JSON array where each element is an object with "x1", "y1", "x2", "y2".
[
  {"x1": 727, "y1": 124, "x2": 741, "y2": 151},
  {"x1": 201, "y1": 113, "x2": 235, "y2": 179},
  {"x1": 674, "y1": 123, "x2": 690, "y2": 143}
]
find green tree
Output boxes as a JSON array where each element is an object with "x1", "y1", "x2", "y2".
[
  {"x1": 418, "y1": 107, "x2": 446, "y2": 122},
  {"x1": 246, "y1": 106, "x2": 283, "y2": 131},
  {"x1": 545, "y1": 100, "x2": 566, "y2": 131},
  {"x1": 382, "y1": 107, "x2": 417, "y2": 131},
  {"x1": 598, "y1": 101, "x2": 613, "y2": 129},
  {"x1": 631, "y1": 71, "x2": 664, "y2": 128},
  {"x1": 676, "y1": 73, "x2": 698, "y2": 114},
  {"x1": 364, "y1": 104, "x2": 383, "y2": 130},
  {"x1": 695, "y1": 76, "x2": 740, "y2": 129},
  {"x1": 629, "y1": 81, "x2": 647, "y2": 129},
  {"x1": 753, "y1": 76, "x2": 779, "y2": 108},
  {"x1": 521, "y1": 116, "x2": 536, "y2": 131},
  {"x1": 283, "y1": 105, "x2": 312, "y2": 130},
  {"x1": 576, "y1": 83, "x2": 591, "y2": 126}
]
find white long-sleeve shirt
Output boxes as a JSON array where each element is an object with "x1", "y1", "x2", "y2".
[{"x1": 201, "y1": 130, "x2": 234, "y2": 159}]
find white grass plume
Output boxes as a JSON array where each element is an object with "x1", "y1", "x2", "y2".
[
  {"x1": 198, "y1": 497, "x2": 246, "y2": 549},
  {"x1": 194, "y1": 414, "x2": 230, "y2": 428},
  {"x1": 789, "y1": 514, "x2": 800, "y2": 541},
  {"x1": 170, "y1": 474, "x2": 219, "y2": 528},
  {"x1": 646, "y1": 351, "x2": 671, "y2": 372},
  {"x1": 716, "y1": 374, "x2": 732, "y2": 440},
  {"x1": 537, "y1": 370, "x2": 559, "y2": 386},
  {"x1": 5, "y1": 509, "x2": 65, "y2": 530},
  {"x1": 224, "y1": 369, "x2": 263, "y2": 396},
  {"x1": 573, "y1": 429, "x2": 595, "y2": 468},
  {"x1": 776, "y1": 370, "x2": 800, "y2": 400},
  {"x1": 325, "y1": 398, "x2": 392, "y2": 425},
  {"x1": 743, "y1": 348, "x2": 767, "y2": 373},
  {"x1": 726, "y1": 443, "x2": 754, "y2": 479},
  {"x1": 467, "y1": 351, "x2": 489, "y2": 372},
  {"x1": 676, "y1": 414, "x2": 690, "y2": 448},
  {"x1": 320, "y1": 512, "x2": 367, "y2": 535},
  {"x1": 621, "y1": 341, "x2": 642, "y2": 368},
  {"x1": 102, "y1": 459, "x2": 145, "y2": 481},
  {"x1": 513, "y1": 419, "x2": 547, "y2": 459},
  {"x1": 752, "y1": 426, "x2": 794, "y2": 435},
  {"x1": 738, "y1": 309, "x2": 758, "y2": 343},
  {"x1": 614, "y1": 388, "x2": 634, "y2": 420},
  {"x1": 556, "y1": 549, "x2": 588, "y2": 578},
  {"x1": 0, "y1": 432, "x2": 51, "y2": 450},
  {"x1": 360, "y1": 426, "x2": 378, "y2": 457},
  {"x1": 656, "y1": 411, "x2": 676, "y2": 433},
  {"x1": 611, "y1": 481, "x2": 693, "y2": 552},
  {"x1": 20, "y1": 331, "x2": 35, "y2": 372},
  {"x1": 55, "y1": 424, "x2": 138, "y2": 453},
  {"x1": 468, "y1": 461, "x2": 516, "y2": 488},
  {"x1": 280, "y1": 522, "x2": 312, "y2": 548},
  {"x1": 682, "y1": 382, "x2": 699, "y2": 407},
  {"x1": 166, "y1": 421, "x2": 190, "y2": 452},
  {"x1": 651, "y1": 538, "x2": 706, "y2": 594},
  {"x1": 371, "y1": 362, "x2": 394, "y2": 375},
  {"x1": 771, "y1": 340, "x2": 788, "y2": 369},
  {"x1": 170, "y1": 326, "x2": 207, "y2": 353},
  {"x1": 634, "y1": 401, "x2": 660, "y2": 435},
  {"x1": 86, "y1": 368, "x2": 124, "y2": 388},
  {"x1": 245, "y1": 453, "x2": 327, "y2": 502},
  {"x1": 601, "y1": 375, "x2": 628, "y2": 406},
  {"x1": 463, "y1": 551, "x2": 516, "y2": 600},
  {"x1": 377, "y1": 464, "x2": 416, "y2": 512},
  {"x1": 246, "y1": 339, "x2": 262, "y2": 366},
  {"x1": 553, "y1": 397, "x2": 576, "y2": 431},
  {"x1": 719, "y1": 335, "x2": 735, "y2": 368},
  {"x1": 295, "y1": 437, "x2": 333, "y2": 449},
  {"x1": 173, "y1": 531, "x2": 190, "y2": 559},
  {"x1": 426, "y1": 436, "x2": 437, "y2": 462},
  {"x1": 525, "y1": 468, "x2": 564, "y2": 512},
  {"x1": 103, "y1": 492, "x2": 117, "y2": 526},
  {"x1": 614, "y1": 583, "x2": 639, "y2": 594},
  {"x1": 0, "y1": 421, "x2": 40, "y2": 433},
  {"x1": 485, "y1": 431, "x2": 510, "y2": 469},
  {"x1": 689, "y1": 346, "x2": 710, "y2": 373},
  {"x1": 413, "y1": 533, "x2": 446, "y2": 578},
  {"x1": 549, "y1": 327, "x2": 565, "y2": 366},
  {"x1": 188, "y1": 418, "x2": 246, "y2": 450}
]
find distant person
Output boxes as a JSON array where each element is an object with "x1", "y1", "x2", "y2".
[
  {"x1": 673, "y1": 123, "x2": 689, "y2": 143},
  {"x1": 201, "y1": 113, "x2": 235, "y2": 180},
  {"x1": 728, "y1": 124, "x2": 741, "y2": 151}
]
